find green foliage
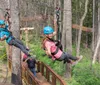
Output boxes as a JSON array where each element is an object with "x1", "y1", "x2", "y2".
[
  {"x1": 71, "y1": 59, "x2": 100, "y2": 85},
  {"x1": 0, "y1": 43, "x2": 7, "y2": 61},
  {"x1": 30, "y1": 41, "x2": 100, "y2": 85},
  {"x1": 29, "y1": 41, "x2": 65, "y2": 76},
  {"x1": 0, "y1": 34, "x2": 100, "y2": 85},
  {"x1": 67, "y1": 78, "x2": 80, "y2": 85},
  {"x1": 67, "y1": 46, "x2": 100, "y2": 85}
]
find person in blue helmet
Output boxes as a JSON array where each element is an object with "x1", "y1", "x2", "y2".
[
  {"x1": 0, "y1": 20, "x2": 31, "y2": 57},
  {"x1": 42, "y1": 26, "x2": 83, "y2": 66}
]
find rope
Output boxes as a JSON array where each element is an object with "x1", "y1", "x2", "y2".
[
  {"x1": 4, "y1": 8, "x2": 11, "y2": 30},
  {"x1": 55, "y1": 7, "x2": 61, "y2": 40},
  {"x1": 0, "y1": 8, "x2": 11, "y2": 28}
]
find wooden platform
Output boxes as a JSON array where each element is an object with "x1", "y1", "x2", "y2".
[
  {"x1": 0, "y1": 82, "x2": 13, "y2": 85},
  {"x1": 36, "y1": 73, "x2": 51, "y2": 85}
]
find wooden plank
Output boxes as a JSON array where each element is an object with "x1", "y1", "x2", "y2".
[
  {"x1": 20, "y1": 16, "x2": 92, "y2": 32},
  {"x1": 72, "y1": 24, "x2": 92, "y2": 32},
  {"x1": 0, "y1": 83, "x2": 13, "y2": 85},
  {"x1": 20, "y1": 27, "x2": 34, "y2": 30}
]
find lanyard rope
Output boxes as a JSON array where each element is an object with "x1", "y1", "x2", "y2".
[
  {"x1": 56, "y1": 7, "x2": 60, "y2": 40},
  {"x1": 4, "y1": 8, "x2": 11, "y2": 30}
]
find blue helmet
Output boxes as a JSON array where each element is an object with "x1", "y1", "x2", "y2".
[
  {"x1": 43, "y1": 26, "x2": 54, "y2": 34},
  {"x1": 0, "y1": 20, "x2": 5, "y2": 25}
]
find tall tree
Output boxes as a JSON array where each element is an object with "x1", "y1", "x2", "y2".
[
  {"x1": 10, "y1": 0, "x2": 22, "y2": 85},
  {"x1": 92, "y1": 0, "x2": 98, "y2": 55},
  {"x1": 98, "y1": 0, "x2": 100, "y2": 63},
  {"x1": 92, "y1": 0, "x2": 100, "y2": 64},
  {"x1": 62, "y1": 0, "x2": 72, "y2": 78},
  {"x1": 76, "y1": 0, "x2": 89, "y2": 56}
]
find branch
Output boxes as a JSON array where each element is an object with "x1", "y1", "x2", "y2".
[{"x1": 76, "y1": 0, "x2": 89, "y2": 56}]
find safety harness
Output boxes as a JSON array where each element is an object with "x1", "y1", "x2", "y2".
[{"x1": 42, "y1": 37, "x2": 63, "y2": 55}]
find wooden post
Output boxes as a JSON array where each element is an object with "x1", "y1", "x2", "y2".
[
  {"x1": 25, "y1": 29, "x2": 29, "y2": 47},
  {"x1": 20, "y1": 27, "x2": 34, "y2": 48}
]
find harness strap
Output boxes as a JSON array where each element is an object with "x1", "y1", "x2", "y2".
[
  {"x1": 43, "y1": 38, "x2": 59, "y2": 56},
  {"x1": 51, "y1": 47, "x2": 59, "y2": 55}
]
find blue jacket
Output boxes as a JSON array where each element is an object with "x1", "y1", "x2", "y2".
[{"x1": 0, "y1": 25, "x2": 13, "y2": 43}]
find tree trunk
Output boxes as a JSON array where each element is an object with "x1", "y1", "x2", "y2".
[
  {"x1": 75, "y1": 0, "x2": 80, "y2": 47},
  {"x1": 92, "y1": 0, "x2": 100, "y2": 64},
  {"x1": 62, "y1": 0, "x2": 72, "y2": 79},
  {"x1": 92, "y1": 37, "x2": 100, "y2": 64},
  {"x1": 0, "y1": 0, "x2": 9, "y2": 19},
  {"x1": 25, "y1": 30, "x2": 29, "y2": 47},
  {"x1": 97, "y1": 0, "x2": 100, "y2": 63},
  {"x1": 76, "y1": 0, "x2": 89, "y2": 56},
  {"x1": 10, "y1": 0, "x2": 22, "y2": 85},
  {"x1": 54, "y1": 0, "x2": 57, "y2": 39},
  {"x1": 92, "y1": 0, "x2": 98, "y2": 54}
]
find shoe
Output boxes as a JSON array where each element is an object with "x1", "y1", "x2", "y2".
[
  {"x1": 28, "y1": 55, "x2": 32, "y2": 58},
  {"x1": 71, "y1": 55, "x2": 83, "y2": 66},
  {"x1": 29, "y1": 55, "x2": 36, "y2": 59},
  {"x1": 77, "y1": 55, "x2": 83, "y2": 62},
  {"x1": 26, "y1": 48, "x2": 30, "y2": 51}
]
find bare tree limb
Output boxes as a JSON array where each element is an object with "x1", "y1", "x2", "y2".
[{"x1": 76, "y1": 0, "x2": 89, "y2": 56}]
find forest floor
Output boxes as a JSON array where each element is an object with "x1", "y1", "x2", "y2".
[
  {"x1": 0, "y1": 61, "x2": 11, "y2": 84},
  {"x1": 0, "y1": 61, "x2": 51, "y2": 85}
]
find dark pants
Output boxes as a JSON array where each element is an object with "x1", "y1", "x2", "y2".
[
  {"x1": 57, "y1": 52, "x2": 78, "y2": 63},
  {"x1": 30, "y1": 68, "x2": 36, "y2": 77},
  {"x1": 8, "y1": 38, "x2": 31, "y2": 57}
]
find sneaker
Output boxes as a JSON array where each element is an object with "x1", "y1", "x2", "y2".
[
  {"x1": 26, "y1": 48, "x2": 30, "y2": 51},
  {"x1": 28, "y1": 55, "x2": 32, "y2": 58},
  {"x1": 77, "y1": 55, "x2": 83, "y2": 61},
  {"x1": 71, "y1": 55, "x2": 83, "y2": 66}
]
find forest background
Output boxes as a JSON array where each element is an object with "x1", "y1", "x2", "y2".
[{"x1": 0, "y1": 0, "x2": 100, "y2": 85}]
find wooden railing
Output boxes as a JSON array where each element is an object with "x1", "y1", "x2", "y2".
[
  {"x1": 8, "y1": 58, "x2": 66, "y2": 85},
  {"x1": 8, "y1": 58, "x2": 40, "y2": 85},
  {"x1": 21, "y1": 63, "x2": 40, "y2": 85},
  {"x1": 37, "y1": 61, "x2": 66, "y2": 85}
]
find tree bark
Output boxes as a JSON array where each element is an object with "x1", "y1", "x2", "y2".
[
  {"x1": 25, "y1": 30, "x2": 29, "y2": 47},
  {"x1": 76, "y1": 0, "x2": 89, "y2": 56},
  {"x1": 10, "y1": 0, "x2": 22, "y2": 85},
  {"x1": 92, "y1": 0, "x2": 100, "y2": 64},
  {"x1": 92, "y1": 0, "x2": 98, "y2": 53},
  {"x1": 92, "y1": 37, "x2": 100, "y2": 64},
  {"x1": 62, "y1": 0, "x2": 72, "y2": 79},
  {"x1": 97, "y1": 0, "x2": 100, "y2": 63}
]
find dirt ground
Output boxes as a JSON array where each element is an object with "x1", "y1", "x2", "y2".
[{"x1": 0, "y1": 61, "x2": 11, "y2": 84}]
